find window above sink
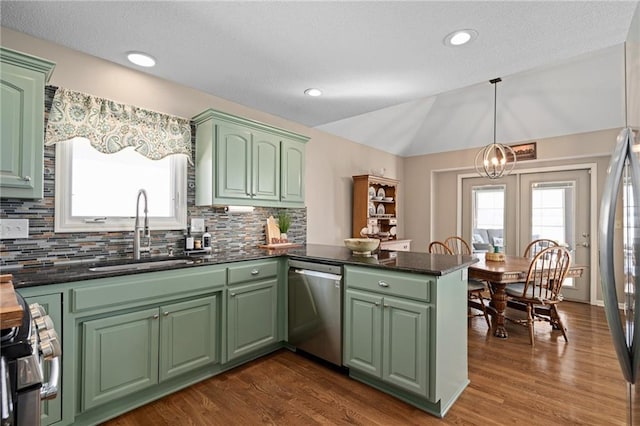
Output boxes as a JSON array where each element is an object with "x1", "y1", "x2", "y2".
[{"x1": 54, "y1": 138, "x2": 187, "y2": 232}]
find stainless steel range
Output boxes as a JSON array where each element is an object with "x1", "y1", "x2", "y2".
[{"x1": 0, "y1": 292, "x2": 61, "y2": 426}]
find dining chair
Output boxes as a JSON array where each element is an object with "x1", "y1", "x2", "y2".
[
  {"x1": 523, "y1": 238, "x2": 559, "y2": 258},
  {"x1": 442, "y1": 236, "x2": 491, "y2": 328},
  {"x1": 505, "y1": 246, "x2": 572, "y2": 345},
  {"x1": 428, "y1": 241, "x2": 452, "y2": 255},
  {"x1": 509, "y1": 238, "x2": 561, "y2": 318},
  {"x1": 444, "y1": 236, "x2": 472, "y2": 256}
]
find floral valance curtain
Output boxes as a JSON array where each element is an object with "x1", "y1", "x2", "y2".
[{"x1": 45, "y1": 88, "x2": 192, "y2": 163}]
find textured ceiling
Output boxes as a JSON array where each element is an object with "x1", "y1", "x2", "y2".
[{"x1": 1, "y1": 1, "x2": 638, "y2": 156}]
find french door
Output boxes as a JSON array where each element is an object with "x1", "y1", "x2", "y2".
[{"x1": 461, "y1": 168, "x2": 591, "y2": 303}]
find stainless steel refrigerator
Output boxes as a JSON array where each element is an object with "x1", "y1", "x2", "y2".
[{"x1": 600, "y1": 127, "x2": 640, "y2": 423}]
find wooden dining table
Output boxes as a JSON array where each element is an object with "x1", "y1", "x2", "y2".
[{"x1": 468, "y1": 253, "x2": 585, "y2": 338}]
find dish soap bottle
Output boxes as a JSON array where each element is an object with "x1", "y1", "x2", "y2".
[
  {"x1": 202, "y1": 226, "x2": 212, "y2": 251},
  {"x1": 185, "y1": 226, "x2": 194, "y2": 251}
]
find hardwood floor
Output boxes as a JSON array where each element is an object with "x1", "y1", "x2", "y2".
[{"x1": 103, "y1": 302, "x2": 628, "y2": 425}]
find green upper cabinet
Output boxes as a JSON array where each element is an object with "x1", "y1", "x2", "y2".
[
  {"x1": 281, "y1": 138, "x2": 305, "y2": 205},
  {"x1": 193, "y1": 109, "x2": 308, "y2": 207},
  {"x1": 0, "y1": 47, "x2": 55, "y2": 199},
  {"x1": 216, "y1": 121, "x2": 253, "y2": 200},
  {"x1": 252, "y1": 131, "x2": 280, "y2": 201}
]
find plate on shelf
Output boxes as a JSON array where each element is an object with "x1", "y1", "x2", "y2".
[
  {"x1": 377, "y1": 188, "x2": 385, "y2": 198},
  {"x1": 368, "y1": 202, "x2": 376, "y2": 216},
  {"x1": 383, "y1": 197, "x2": 393, "y2": 202},
  {"x1": 368, "y1": 186, "x2": 376, "y2": 199},
  {"x1": 390, "y1": 226, "x2": 397, "y2": 236},
  {"x1": 377, "y1": 204, "x2": 385, "y2": 215}
]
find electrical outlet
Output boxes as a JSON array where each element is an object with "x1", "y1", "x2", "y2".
[
  {"x1": 0, "y1": 219, "x2": 29, "y2": 239},
  {"x1": 191, "y1": 218, "x2": 205, "y2": 233}
]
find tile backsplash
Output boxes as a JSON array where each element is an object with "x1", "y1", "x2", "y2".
[{"x1": 0, "y1": 86, "x2": 306, "y2": 270}]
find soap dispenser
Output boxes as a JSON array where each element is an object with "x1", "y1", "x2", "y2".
[
  {"x1": 185, "y1": 226, "x2": 194, "y2": 250},
  {"x1": 202, "y1": 226, "x2": 212, "y2": 251}
]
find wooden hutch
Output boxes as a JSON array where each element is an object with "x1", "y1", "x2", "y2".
[{"x1": 352, "y1": 175, "x2": 411, "y2": 251}]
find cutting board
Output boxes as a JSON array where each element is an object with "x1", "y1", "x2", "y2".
[
  {"x1": 258, "y1": 243, "x2": 302, "y2": 249},
  {"x1": 0, "y1": 274, "x2": 24, "y2": 329},
  {"x1": 265, "y1": 216, "x2": 281, "y2": 244}
]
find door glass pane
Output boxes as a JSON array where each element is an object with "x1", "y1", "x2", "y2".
[
  {"x1": 530, "y1": 181, "x2": 576, "y2": 287},
  {"x1": 471, "y1": 185, "x2": 505, "y2": 252}
]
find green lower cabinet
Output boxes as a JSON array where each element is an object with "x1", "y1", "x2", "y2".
[
  {"x1": 23, "y1": 292, "x2": 63, "y2": 426},
  {"x1": 227, "y1": 279, "x2": 278, "y2": 361},
  {"x1": 82, "y1": 295, "x2": 220, "y2": 411},
  {"x1": 345, "y1": 289, "x2": 430, "y2": 398},
  {"x1": 382, "y1": 296, "x2": 429, "y2": 397},
  {"x1": 344, "y1": 289, "x2": 383, "y2": 375},
  {"x1": 82, "y1": 308, "x2": 160, "y2": 411},
  {"x1": 159, "y1": 296, "x2": 218, "y2": 381}
]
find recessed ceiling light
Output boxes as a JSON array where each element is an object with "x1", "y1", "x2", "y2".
[
  {"x1": 304, "y1": 88, "x2": 322, "y2": 97},
  {"x1": 127, "y1": 52, "x2": 156, "y2": 67},
  {"x1": 443, "y1": 29, "x2": 478, "y2": 47}
]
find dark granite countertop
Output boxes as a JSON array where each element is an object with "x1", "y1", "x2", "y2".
[{"x1": 8, "y1": 244, "x2": 477, "y2": 289}]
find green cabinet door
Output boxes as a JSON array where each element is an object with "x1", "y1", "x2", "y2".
[
  {"x1": 382, "y1": 296, "x2": 430, "y2": 398},
  {"x1": 227, "y1": 279, "x2": 278, "y2": 361},
  {"x1": 216, "y1": 121, "x2": 252, "y2": 200},
  {"x1": 24, "y1": 293, "x2": 62, "y2": 426},
  {"x1": 82, "y1": 308, "x2": 160, "y2": 411},
  {"x1": 281, "y1": 138, "x2": 305, "y2": 205},
  {"x1": 0, "y1": 48, "x2": 54, "y2": 199},
  {"x1": 159, "y1": 295, "x2": 219, "y2": 381},
  {"x1": 252, "y1": 131, "x2": 280, "y2": 201},
  {"x1": 344, "y1": 289, "x2": 383, "y2": 376}
]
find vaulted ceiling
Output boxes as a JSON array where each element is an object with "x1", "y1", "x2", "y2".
[{"x1": 2, "y1": 1, "x2": 638, "y2": 156}]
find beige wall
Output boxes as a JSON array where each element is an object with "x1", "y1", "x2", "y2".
[
  {"x1": 0, "y1": 27, "x2": 402, "y2": 246},
  {"x1": 404, "y1": 128, "x2": 624, "y2": 303},
  {"x1": 404, "y1": 128, "x2": 621, "y2": 252}
]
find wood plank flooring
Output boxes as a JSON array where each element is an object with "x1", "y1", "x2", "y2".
[{"x1": 103, "y1": 302, "x2": 628, "y2": 425}]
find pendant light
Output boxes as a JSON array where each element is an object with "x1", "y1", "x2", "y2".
[{"x1": 474, "y1": 78, "x2": 516, "y2": 179}]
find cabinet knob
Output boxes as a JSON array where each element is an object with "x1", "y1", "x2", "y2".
[
  {"x1": 378, "y1": 280, "x2": 389, "y2": 287},
  {"x1": 163, "y1": 311, "x2": 170, "y2": 316},
  {"x1": 23, "y1": 176, "x2": 31, "y2": 182},
  {"x1": 251, "y1": 269, "x2": 259, "y2": 275},
  {"x1": 282, "y1": 194, "x2": 287, "y2": 199},
  {"x1": 230, "y1": 292, "x2": 236, "y2": 297},
  {"x1": 374, "y1": 302, "x2": 380, "y2": 306},
  {"x1": 383, "y1": 304, "x2": 389, "y2": 308},
  {"x1": 152, "y1": 314, "x2": 159, "y2": 319}
]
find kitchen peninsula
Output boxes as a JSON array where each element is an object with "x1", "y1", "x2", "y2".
[{"x1": 12, "y1": 245, "x2": 476, "y2": 424}]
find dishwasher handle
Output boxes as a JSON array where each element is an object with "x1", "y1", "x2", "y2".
[{"x1": 293, "y1": 269, "x2": 342, "y2": 282}]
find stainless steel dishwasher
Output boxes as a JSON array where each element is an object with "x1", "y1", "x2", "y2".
[{"x1": 287, "y1": 260, "x2": 343, "y2": 366}]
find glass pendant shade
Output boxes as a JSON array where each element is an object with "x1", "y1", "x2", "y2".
[{"x1": 475, "y1": 78, "x2": 516, "y2": 179}]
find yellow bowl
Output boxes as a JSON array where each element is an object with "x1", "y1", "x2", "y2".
[{"x1": 344, "y1": 238, "x2": 380, "y2": 255}]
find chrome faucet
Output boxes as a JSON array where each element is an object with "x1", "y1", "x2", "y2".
[{"x1": 133, "y1": 189, "x2": 151, "y2": 260}]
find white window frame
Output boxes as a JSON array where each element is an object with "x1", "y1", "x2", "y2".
[{"x1": 54, "y1": 141, "x2": 187, "y2": 233}]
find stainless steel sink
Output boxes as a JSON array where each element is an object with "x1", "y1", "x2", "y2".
[{"x1": 88, "y1": 258, "x2": 194, "y2": 272}]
